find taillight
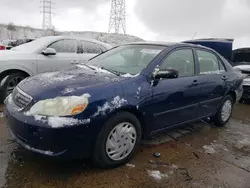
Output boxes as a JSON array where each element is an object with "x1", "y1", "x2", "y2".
[{"x1": 0, "y1": 45, "x2": 5, "y2": 50}]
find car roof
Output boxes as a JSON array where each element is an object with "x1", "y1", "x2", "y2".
[
  {"x1": 123, "y1": 41, "x2": 214, "y2": 50},
  {"x1": 35, "y1": 36, "x2": 112, "y2": 49}
]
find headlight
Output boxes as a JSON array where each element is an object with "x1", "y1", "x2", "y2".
[{"x1": 29, "y1": 94, "x2": 91, "y2": 116}]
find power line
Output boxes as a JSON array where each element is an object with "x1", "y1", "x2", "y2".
[
  {"x1": 41, "y1": 0, "x2": 54, "y2": 29},
  {"x1": 108, "y1": 0, "x2": 126, "y2": 34}
]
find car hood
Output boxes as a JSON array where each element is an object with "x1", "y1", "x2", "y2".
[
  {"x1": 234, "y1": 65, "x2": 250, "y2": 72},
  {"x1": 18, "y1": 66, "x2": 127, "y2": 99}
]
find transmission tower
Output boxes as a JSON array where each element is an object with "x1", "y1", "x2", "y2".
[
  {"x1": 108, "y1": 0, "x2": 126, "y2": 34},
  {"x1": 41, "y1": 0, "x2": 54, "y2": 29}
]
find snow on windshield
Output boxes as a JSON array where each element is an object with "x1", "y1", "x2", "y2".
[{"x1": 87, "y1": 44, "x2": 165, "y2": 76}]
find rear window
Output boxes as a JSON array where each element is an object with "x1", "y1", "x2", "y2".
[{"x1": 197, "y1": 50, "x2": 226, "y2": 74}]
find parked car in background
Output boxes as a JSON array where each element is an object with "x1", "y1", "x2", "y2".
[
  {"x1": 0, "y1": 43, "x2": 5, "y2": 50},
  {"x1": 4, "y1": 42, "x2": 243, "y2": 168},
  {"x1": 234, "y1": 65, "x2": 250, "y2": 101},
  {"x1": 0, "y1": 39, "x2": 16, "y2": 50},
  {"x1": 0, "y1": 36, "x2": 112, "y2": 102},
  {"x1": 0, "y1": 39, "x2": 35, "y2": 50}
]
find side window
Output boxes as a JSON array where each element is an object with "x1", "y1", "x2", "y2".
[
  {"x1": 196, "y1": 50, "x2": 225, "y2": 74},
  {"x1": 79, "y1": 41, "x2": 102, "y2": 54},
  {"x1": 49, "y1": 40, "x2": 77, "y2": 53},
  {"x1": 161, "y1": 49, "x2": 195, "y2": 77}
]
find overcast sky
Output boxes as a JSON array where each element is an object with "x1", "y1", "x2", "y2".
[{"x1": 0, "y1": 0, "x2": 250, "y2": 48}]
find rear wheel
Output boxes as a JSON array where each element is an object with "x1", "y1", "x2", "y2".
[
  {"x1": 94, "y1": 112, "x2": 141, "y2": 168},
  {"x1": 0, "y1": 73, "x2": 26, "y2": 102},
  {"x1": 211, "y1": 95, "x2": 234, "y2": 127}
]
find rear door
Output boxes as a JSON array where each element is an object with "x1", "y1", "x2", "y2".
[
  {"x1": 37, "y1": 39, "x2": 79, "y2": 73},
  {"x1": 194, "y1": 49, "x2": 228, "y2": 117},
  {"x1": 78, "y1": 40, "x2": 104, "y2": 63}
]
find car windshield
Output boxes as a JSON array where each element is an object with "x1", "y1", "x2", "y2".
[
  {"x1": 86, "y1": 44, "x2": 165, "y2": 75},
  {"x1": 11, "y1": 37, "x2": 53, "y2": 53}
]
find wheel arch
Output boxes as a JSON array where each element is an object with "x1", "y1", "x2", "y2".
[
  {"x1": 109, "y1": 106, "x2": 148, "y2": 138},
  {"x1": 0, "y1": 69, "x2": 31, "y2": 83},
  {"x1": 227, "y1": 90, "x2": 237, "y2": 103}
]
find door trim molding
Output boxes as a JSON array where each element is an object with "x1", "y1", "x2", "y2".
[{"x1": 154, "y1": 103, "x2": 198, "y2": 117}]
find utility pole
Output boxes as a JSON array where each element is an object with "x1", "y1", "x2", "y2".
[
  {"x1": 108, "y1": 0, "x2": 126, "y2": 34},
  {"x1": 41, "y1": 0, "x2": 54, "y2": 30}
]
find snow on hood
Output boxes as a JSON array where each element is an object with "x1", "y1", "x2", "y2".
[{"x1": 18, "y1": 68, "x2": 126, "y2": 98}]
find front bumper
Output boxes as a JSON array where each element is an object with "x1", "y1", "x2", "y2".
[{"x1": 4, "y1": 101, "x2": 102, "y2": 159}]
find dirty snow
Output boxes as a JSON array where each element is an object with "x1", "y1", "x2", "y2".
[
  {"x1": 93, "y1": 96, "x2": 127, "y2": 116},
  {"x1": 147, "y1": 170, "x2": 168, "y2": 181},
  {"x1": 126, "y1": 164, "x2": 135, "y2": 168},
  {"x1": 0, "y1": 112, "x2": 3, "y2": 118},
  {"x1": 171, "y1": 164, "x2": 178, "y2": 169},
  {"x1": 203, "y1": 145, "x2": 216, "y2": 154},
  {"x1": 29, "y1": 93, "x2": 91, "y2": 116},
  {"x1": 235, "y1": 138, "x2": 250, "y2": 150}
]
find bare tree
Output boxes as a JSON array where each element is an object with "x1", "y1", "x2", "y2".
[{"x1": 6, "y1": 22, "x2": 17, "y2": 39}]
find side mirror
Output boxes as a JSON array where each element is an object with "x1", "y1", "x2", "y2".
[
  {"x1": 154, "y1": 68, "x2": 179, "y2": 79},
  {"x1": 42, "y1": 48, "x2": 57, "y2": 56}
]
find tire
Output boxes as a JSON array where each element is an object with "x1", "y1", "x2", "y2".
[
  {"x1": 94, "y1": 112, "x2": 142, "y2": 168},
  {"x1": 211, "y1": 95, "x2": 234, "y2": 127},
  {"x1": 0, "y1": 73, "x2": 26, "y2": 102}
]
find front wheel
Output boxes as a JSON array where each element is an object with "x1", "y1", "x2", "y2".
[
  {"x1": 94, "y1": 112, "x2": 142, "y2": 168},
  {"x1": 211, "y1": 95, "x2": 234, "y2": 127}
]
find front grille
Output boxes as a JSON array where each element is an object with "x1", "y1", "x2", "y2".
[{"x1": 12, "y1": 87, "x2": 32, "y2": 110}]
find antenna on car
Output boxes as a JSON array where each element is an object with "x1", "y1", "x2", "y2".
[{"x1": 191, "y1": 32, "x2": 197, "y2": 40}]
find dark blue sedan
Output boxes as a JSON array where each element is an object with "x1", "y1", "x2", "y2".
[{"x1": 4, "y1": 42, "x2": 243, "y2": 168}]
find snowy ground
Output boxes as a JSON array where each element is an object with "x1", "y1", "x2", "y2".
[{"x1": 1, "y1": 103, "x2": 250, "y2": 188}]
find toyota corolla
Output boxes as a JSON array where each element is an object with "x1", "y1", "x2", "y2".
[{"x1": 4, "y1": 42, "x2": 243, "y2": 168}]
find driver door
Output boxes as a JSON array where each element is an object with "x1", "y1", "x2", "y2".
[
  {"x1": 37, "y1": 39, "x2": 80, "y2": 73},
  {"x1": 150, "y1": 48, "x2": 201, "y2": 132}
]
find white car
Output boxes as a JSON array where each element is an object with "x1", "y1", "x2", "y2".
[
  {"x1": 234, "y1": 64, "x2": 250, "y2": 101},
  {"x1": 0, "y1": 36, "x2": 111, "y2": 102}
]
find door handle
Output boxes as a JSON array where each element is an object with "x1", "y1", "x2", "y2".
[
  {"x1": 222, "y1": 75, "x2": 228, "y2": 81},
  {"x1": 188, "y1": 80, "x2": 199, "y2": 87}
]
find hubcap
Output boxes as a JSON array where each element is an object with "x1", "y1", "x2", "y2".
[
  {"x1": 6, "y1": 76, "x2": 24, "y2": 96},
  {"x1": 221, "y1": 100, "x2": 232, "y2": 122},
  {"x1": 106, "y1": 122, "x2": 137, "y2": 161}
]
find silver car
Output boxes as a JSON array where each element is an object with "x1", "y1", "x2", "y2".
[{"x1": 0, "y1": 36, "x2": 111, "y2": 102}]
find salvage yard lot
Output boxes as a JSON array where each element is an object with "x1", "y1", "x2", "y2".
[{"x1": 1, "y1": 103, "x2": 250, "y2": 188}]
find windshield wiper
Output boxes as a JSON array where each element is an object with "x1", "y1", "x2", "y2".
[
  {"x1": 81, "y1": 63, "x2": 96, "y2": 70},
  {"x1": 100, "y1": 67, "x2": 122, "y2": 76}
]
